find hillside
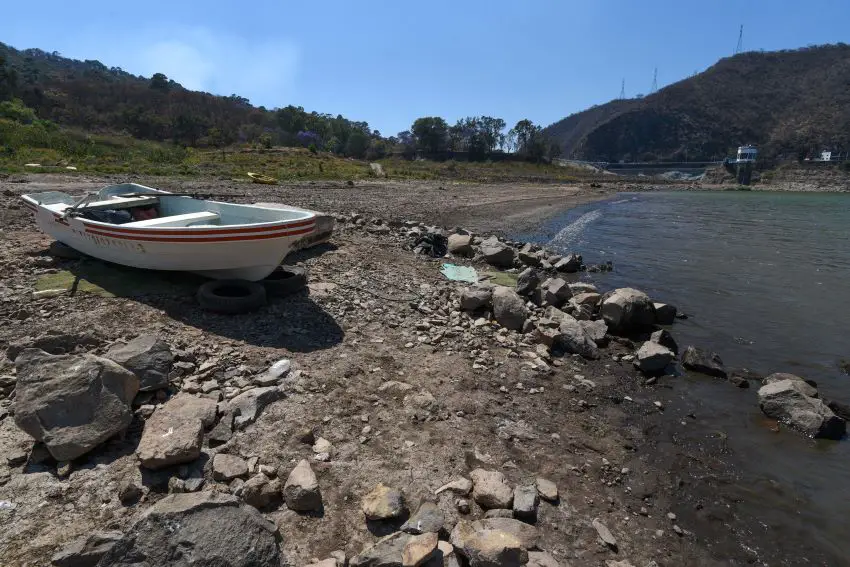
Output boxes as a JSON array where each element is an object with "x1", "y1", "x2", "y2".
[{"x1": 545, "y1": 44, "x2": 850, "y2": 161}]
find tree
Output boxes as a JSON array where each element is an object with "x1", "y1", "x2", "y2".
[
  {"x1": 150, "y1": 73, "x2": 170, "y2": 92},
  {"x1": 479, "y1": 116, "x2": 506, "y2": 152},
  {"x1": 0, "y1": 54, "x2": 18, "y2": 101},
  {"x1": 396, "y1": 131, "x2": 416, "y2": 159},
  {"x1": 412, "y1": 117, "x2": 449, "y2": 154},
  {"x1": 345, "y1": 129, "x2": 369, "y2": 159},
  {"x1": 509, "y1": 119, "x2": 548, "y2": 162}
]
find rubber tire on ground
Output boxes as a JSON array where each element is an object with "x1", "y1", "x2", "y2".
[
  {"x1": 262, "y1": 265, "x2": 308, "y2": 298},
  {"x1": 197, "y1": 279, "x2": 267, "y2": 314}
]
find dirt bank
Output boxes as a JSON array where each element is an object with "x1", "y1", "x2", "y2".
[{"x1": 0, "y1": 175, "x2": 835, "y2": 566}]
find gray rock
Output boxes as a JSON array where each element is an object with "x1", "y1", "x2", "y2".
[
  {"x1": 450, "y1": 521, "x2": 528, "y2": 567},
  {"x1": 527, "y1": 551, "x2": 561, "y2": 567},
  {"x1": 51, "y1": 530, "x2": 123, "y2": 567},
  {"x1": 461, "y1": 287, "x2": 493, "y2": 312},
  {"x1": 634, "y1": 342, "x2": 675, "y2": 375},
  {"x1": 763, "y1": 372, "x2": 818, "y2": 397},
  {"x1": 512, "y1": 485, "x2": 539, "y2": 522},
  {"x1": 402, "y1": 532, "x2": 439, "y2": 567},
  {"x1": 535, "y1": 477, "x2": 558, "y2": 502},
  {"x1": 6, "y1": 332, "x2": 101, "y2": 360},
  {"x1": 484, "y1": 509, "x2": 515, "y2": 519},
  {"x1": 554, "y1": 316, "x2": 599, "y2": 360},
  {"x1": 230, "y1": 386, "x2": 284, "y2": 429},
  {"x1": 242, "y1": 473, "x2": 280, "y2": 509},
  {"x1": 571, "y1": 292, "x2": 601, "y2": 307},
  {"x1": 213, "y1": 453, "x2": 249, "y2": 481},
  {"x1": 758, "y1": 380, "x2": 846, "y2": 439},
  {"x1": 592, "y1": 518, "x2": 618, "y2": 550},
  {"x1": 650, "y1": 329, "x2": 678, "y2": 354},
  {"x1": 492, "y1": 287, "x2": 529, "y2": 331},
  {"x1": 136, "y1": 399, "x2": 204, "y2": 470},
  {"x1": 470, "y1": 469, "x2": 513, "y2": 509},
  {"x1": 579, "y1": 319, "x2": 608, "y2": 347},
  {"x1": 448, "y1": 234, "x2": 474, "y2": 257},
  {"x1": 480, "y1": 239, "x2": 516, "y2": 268},
  {"x1": 601, "y1": 288, "x2": 656, "y2": 332},
  {"x1": 471, "y1": 518, "x2": 539, "y2": 550},
  {"x1": 515, "y1": 268, "x2": 541, "y2": 296},
  {"x1": 542, "y1": 278, "x2": 572, "y2": 308},
  {"x1": 517, "y1": 246, "x2": 542, "y2": 268},
  {"x1": 653, "y1": 302, "x2": 677, "y2": 325},
  {"x1": 681, "y1": 346, "x2": 727, "y2": 378},
  {"x1": 14, "y1": 349, "x2": 139, "y2": 461},
  {"x1": 435, "y1": 477, "x2": 473, "y2": 495},
  {"x1": 208, "y1": 411, "x2": 234, "y2": 445},
  {"x1": 350, "y1": 532, "x2": 411, "y2": 567},
  {"x1": 402, "y1": 501, "x2": 445, "y2": 534},
  {"x1": 163, "y1": 392, "x2": 218, "y2": 428},
  {"x1": 362, "y1": 483, "x2": 406, "y2": 520},
  {"x1": 97, "y1": 492, "x2": 279, "y2": 567},
  {"x1": 283, "y1": 459, "x2": 322, "y2": 511},
  {"x1": 105, "y1": 335, "x2": 173, "y2": 392},
  {"x1": 554, "y1": 253, "x2": 582, "y2": 273},
  {"x1": 568, "y1": 282, "x2": 598, "y2": 294},
  {"x1": 117, "y1": 481, "x2": 142, "y2": 505}
]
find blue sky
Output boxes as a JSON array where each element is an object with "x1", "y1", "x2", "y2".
[{"x1": 1, "y1": 0, "x2": 848, "y2": 135}]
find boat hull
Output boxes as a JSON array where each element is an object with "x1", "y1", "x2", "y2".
[{"x1": 22, "y1": 200, "x2": 314, "y2": 281}]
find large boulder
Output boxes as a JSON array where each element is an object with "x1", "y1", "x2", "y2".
[
  {"x1": 471, "y1": 518, "x2": 539, "y2": 550},
  {"x1": 14, "y1": 349, "x2": 139, "y2": 461},
  {"x1": 362, "y1": 483, "x2": 406, "y2": 520},
  {"x1": 600, "y1": 288, "x2": 656, "y2": 333},
  {"x1": 579, "y1": 319, "x2": 608, "y2": 347},
  {"x1": 491, "y1": 287, "x2": 529, "y2": 331},
  {"x1": 450, "y1": 521, "x2": 528, "y2": 567},
  {"x1": 163, "y1": 392, "x2": 218, "y2": 428},
  {"x1": 763, "y1": 372, "x2": 818, "y2": 398},
  {"x1": 480, "y1": 238, "x2": 516, "y2": 268},
  {"x1": 517, "y1": 245, "x2": 542, "y2": 268},
  {"x1": 448, "y1": 234, "x2": 474, "y2": 257},
  {"x1": 634, "y1": 342, "x2": 675, "y2": 375},
  {"x1": 681, "y1": 346, "x2": 727, "y2": 379},
  {"x1": 51, "y1": 531, "x2": 123, "y2": 567},
  {"x1": 350, "y1": 532, "x2": 411, "y2": 567},
  {"x1": 650, "y1": 329, "x2": 678, "y2": 354},
  {"x1": 401, "y1": 501, "x2": 445, "y2": 535},
  {"x1": 97, "y1": 492, "x2": 280, "y2": 566},
  {"x1": 461, "y1": 287, "x2": 493, "y2": 312},
  {"x1": 653, "y1": 302, "x2": 678, "y2": 325},
  {"x1": 136, "y1": 397, "x2": 205, "y2": 470},
  {"x1": 540, "y1": 278, "x2": 572, "y2": 308},
  {"x1": 105, "y1": 334, "x2": 173, "y2": 392},
  {"x1": 553, "y1": 316, "x2": 599, "y2": 359},
  {"x1": 758, "y1": 379, "x2": 846, "y2": 439}
]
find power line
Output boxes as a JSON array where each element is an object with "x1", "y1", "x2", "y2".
[
  {"x1": 734, "y1": 25, "x2": 743, "y2": 55},
  {"x1": 651, "y1": 67, "x2": 658, "y2": 93},
  {"x1": 619, "y1": 78, "x2": 625, "y2": 100}
]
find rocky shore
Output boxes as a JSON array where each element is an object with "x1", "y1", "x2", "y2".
[{"x1": 0, "y1": 177, "x2": 843, "y2": 566}]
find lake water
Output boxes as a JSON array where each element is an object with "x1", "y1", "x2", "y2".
[{"x1": 516, "y1": 190, "x2": 850, "y2": 563}]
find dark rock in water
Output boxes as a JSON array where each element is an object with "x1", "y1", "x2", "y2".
[
  {"x1": 515, "y1": 268, "x2": 541, "y2": 296},
  {"x1": 51, "y1": 530, "x2": 123, "y2": 567},
  {"x1": 653, "y1": 303, "x2": 678, "y2": 325},
  {"x1": 98, "y1": 492, "x2": 280, "y2": 567},
  {"x1": 758, "y1": 380, "x2": 846, "y2": 439},
  {"x1": 763, "y1": 373, "x2": 817, "y2": 397},
  {"x1": 105, "y1": 335, "x2": 173, "y2": 392},
  {"x1": 650, "y1": 329, "x2": 678, "y2": 354},
  {"x1": 839, "y1": 359, "x2": 850, "y2": 376},
  {"x1": 14, "y1": 349, "x2": 139, "y2": 461},
  {"x1": 728, "y1": 374, "x2": 751, "y2": 388},
  {"x1": 554, "y1": 253, "x2": 582, "y2": 273},
  {"x1": 601, "y1": 288, "x2": 656, "y2": 333},
  {"x1": 479, "y1": 237, "x2": 516, "y2": 268},
  {"x1": 681, "y1": 346, "x2": 728, "y2": 379},
  {"x1": 826, "y1": 400, "x2": 850, "y2": 422}
]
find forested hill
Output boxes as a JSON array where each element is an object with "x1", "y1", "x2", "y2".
[
  {"x1": 544, "y1": 44, "x2": 850, "y2": 162},
  {"x1": 0, "y1": 41, "x2": 377, "y2": 154}
]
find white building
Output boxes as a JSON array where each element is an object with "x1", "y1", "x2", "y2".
[{"x1": 736, "y1": 145, "x2": 758, "y2": 163}]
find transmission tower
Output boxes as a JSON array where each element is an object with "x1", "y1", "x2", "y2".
[
  {"x1": 734, "y1": 25, "x2": 743, "y2": 55},
  {"x1": 619, "y1": 79, "x2": 625, "y2": 100},
  {"x1": 651, "y1": 67, "x2": 658, "y2": 93}
]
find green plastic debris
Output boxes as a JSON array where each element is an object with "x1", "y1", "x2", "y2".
[{"x1": 440, "y1": 263, "x2": 478, "y2": 283}]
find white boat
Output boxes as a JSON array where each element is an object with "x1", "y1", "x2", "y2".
[{"x1": 21, "y1": 183, "x2": 316, "y2": 281}]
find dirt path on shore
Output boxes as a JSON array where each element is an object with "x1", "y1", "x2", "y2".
[{"x1": 0, "y1": 174, "x2": 835, "y2": 567}]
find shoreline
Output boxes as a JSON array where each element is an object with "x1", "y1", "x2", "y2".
[{"x1": 0, "y1": 174, "x2": 843, "y2": 566}]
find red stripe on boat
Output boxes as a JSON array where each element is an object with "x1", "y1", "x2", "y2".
[
  {"x1": 84, "y1": 226, "x2": 315, "y2": 243},
  {"x1": 81, "y1": 217, "x2": 316, "y2": 235}
]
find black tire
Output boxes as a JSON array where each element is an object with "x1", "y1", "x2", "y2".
[
  {"x1": 262, "y1": 265, "x2": 307, "y2": 298},
  {"x1": 197, "y1": 279, "x2": 267, "y2": 314}
]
